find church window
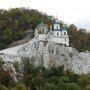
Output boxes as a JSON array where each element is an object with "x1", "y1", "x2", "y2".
[
  {"x1": 57, "y1": 33, "x2": 59, "y2": 36},
  {"x1": 42, "y1": 28, "x2": 45, "y2": 30},
  {"x1": 57, "y1": 26, "x2": 58, "y2": 29},
  {"x1": 61, "y1": 54, "x2": 65, "y2": 57},
  {"x1": 64, "y1": 32, "x2": 66, "y2": 35},
  {"x1": 51, "y1": 50, "x2": 54, "y2": 53},
  {"x1": 42, "y1": 28, "x2": 45, "y2": 34},
  {"x1": 65, "y1": 39, "x2": 66, "y2": 41}
]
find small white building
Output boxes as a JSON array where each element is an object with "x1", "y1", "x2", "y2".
[
  {"x1": 35, "y1": 20, "x2": 69, "y2": 46},
  {"x1": 35, "y1": 21, "x2": 48, "y2": 41}
]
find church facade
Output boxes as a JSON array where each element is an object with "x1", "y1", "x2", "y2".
[{"x1": 35, "y1": 20, "x2": 69, "y2": 46}]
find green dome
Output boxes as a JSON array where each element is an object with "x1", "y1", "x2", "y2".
[{"x1": 39, "y1": 21, "x2": 45, "y2": 27}]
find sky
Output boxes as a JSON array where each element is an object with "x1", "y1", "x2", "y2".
[{"x1": 0, "y1": 0, "x2": 90, "y2": 32}]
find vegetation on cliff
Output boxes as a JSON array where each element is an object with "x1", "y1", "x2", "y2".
[
  {"x1": 0, "y1": 59, "x2": 90, "y2": 90},
  {"x1": 68, "y1": 24, "x2": 90, "y2": 52},
  {"x1": 0, "y1": 8, "x2": 53, "y2": 49}
]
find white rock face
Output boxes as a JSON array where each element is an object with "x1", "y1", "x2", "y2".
[{"x1": 0, "y1": 38, "x2": 90, "y2": 74}]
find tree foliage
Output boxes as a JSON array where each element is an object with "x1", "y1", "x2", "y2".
[
  {"x1": 0, "y1": 59, "x2": 90, "y2": 90},
  {"x1": 68, "y1": 24, "x2": 90, "y2": 51},
  {"x1": 0, "y1": 8, "x2": 53, "y2": 50}
]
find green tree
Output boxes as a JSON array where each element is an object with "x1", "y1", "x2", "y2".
[
  {"x1": 13, "y1": 83, "x2": 27, "y2": 90},
  {"x1": 44, "y1": 82, "x2": 56, "y2": 90},
  {"x1": 0, "y1": 8, "x2": 53, "y2": 50},
  {"x1": 3, "y1": 28, "x2": 13, "y2": 44},
  {"x1": 84, "y1": 85, "x2": 90, "y2": 90},
  {"x1": 77, "y1": 74, "x2": 90, "y2": 88},
  {"x1": 0, "y1": 58, "x2": 5, "y2": 84},
  {"x1": 0, "y1": 84, "x2": 8, "y2": 90},
  {"x1": 66, "y1": 83, "x2": 81, "y2": 90},
  {"x1": 13, "y1": 61, "x2": 20, "y2": 72}
]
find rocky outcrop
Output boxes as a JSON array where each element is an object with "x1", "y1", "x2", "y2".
[{"x1": 0, "y1": 38, "x2": 90, "y2": 74}]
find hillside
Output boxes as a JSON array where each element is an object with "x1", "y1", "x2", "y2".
[
  {"x1": 0, "y1": 8, "x2": 90, "y2": 89},
  {"x1": 0, "y1": 8, "x2": 90, "y2": 51},
  {"x1": 0, "y1": 8, "x2": 53, "y2": 49}
]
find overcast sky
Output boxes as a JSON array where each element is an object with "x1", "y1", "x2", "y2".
[{"x1": 0, "y1": 0, "x2": 90, "y2": 31}]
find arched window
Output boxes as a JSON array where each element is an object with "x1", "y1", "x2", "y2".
[
  {"x1": 41, "y1": 27, "x2": 46, "y2": 34},
  {"x1": 42, "y1": 28, "x2": 45, "y2": 33},
  {"x1": 57, "y1": 33, "x2": 59, "y2": 36},
  {"x1": 57, "y1": 26, "x2": 58, "y2": 29},
  {"x1": 64, "y1": 32, "x2": 66, "y2": 35}
]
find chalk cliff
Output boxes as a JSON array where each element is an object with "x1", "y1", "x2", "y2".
[{"x1": 0, "y1": 38, "x2": 90, "y2": 74}]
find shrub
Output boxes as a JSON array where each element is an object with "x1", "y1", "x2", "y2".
[
  {"x1": 0, "y1": 84, "x2": 8, "y2": 90},
  {"x1": 66, "y1": 82, "x2": 81, "y2": 90}
]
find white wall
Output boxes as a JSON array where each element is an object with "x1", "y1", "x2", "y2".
[
  {"x1": 62, "y1": 30, "x2": 68, "y2": 37},
  {"x1": 54, "y1": 24, "x2": 60, "y2": 29},
  {"x1": 0, "y1": 43, "x2": 28, "y2": 55},
  {"x1": 38, "y1": 34, "x2": 47, "y2": 41},
  {"x1": 51, "y1": 36, "x2": 69, "y2": 46},
  {"x1": 53, "y1": 31, "x2": 62, "y2": 36}
]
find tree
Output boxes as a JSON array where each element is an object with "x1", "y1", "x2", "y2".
[
  {"x1": 13, "y1": 83, "x2": 28, "y2": 90},
  {"x1": 77, "y1": 74, "x2": 90, "y2": 88},
  {"x1": 44, "y1": 82, "x2": 56, "y2": 90},
  {"x1": 0, "y1": 8, "x2": 53, "y2": 50},
  {"x1": 0, "y1": 84, "x2": 8, "y2": 90},
  {"x1": 0, "y1": 58, "x2": 5, "y2": 84},
  {"x1": 13, "y1": 61, "x2": 20, "y2": 72},
  {"x1": 66, "y1": 83, "x2": 81, "y2": 90},
  {"x1": 84, "y1": 85, "x2": 90, "y2": 90},
  {"x1": 3, "y1": 28, "x2": 13, "y2": 44},
  {"x1": 1, "y1": 72, "x2": 12, "y2": 87},
  {"x1": 68, "y1": 24, "x2": 90, "y2": 51},
  {"x1": 68, "y1": 24, "x2": 78, "y2": 47},
  {"x1": 61, "y1": 76, "x2": 69, "y2": 83}
]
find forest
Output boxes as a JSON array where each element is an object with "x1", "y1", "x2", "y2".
[
  {"x1": 0, "y1": 8, "x2": 90, "y2": 51},
  {"x1": 0, "y1": 58, "x2": 90, "y2": 90}
]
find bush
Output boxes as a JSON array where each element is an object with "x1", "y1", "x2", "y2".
[
  {"x1": 84, "y1": 85, "x2": 90, "y2": 90},
  {"x1": 13, "y1": 83, "x2": 27, "y2": 90},
  {"x1": 66, "y1": 82, "x2": 81, "y2": 90},
  {"x1": 61, "y1": 76, "x2": 69, "y2": 83},
  {"x1": 44, "y1": 83, "x2": 56, "y2": 90},
  {"x1": 0, "y1": 84, "x2": 8, "y2": 90}
]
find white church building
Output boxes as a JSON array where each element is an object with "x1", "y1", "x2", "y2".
[{"x1": 35, "y1": 19, "x2": 69, "y2": 46}]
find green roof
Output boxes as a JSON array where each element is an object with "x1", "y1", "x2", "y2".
[{"x1": 39, "y1": 21, "x2": 45, "y2": 27}]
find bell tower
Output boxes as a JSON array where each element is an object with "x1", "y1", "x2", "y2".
[
  {"x1": 35, "y1": 21, "x2": 48, "y2": 41},
  {"x1": 54, "y1": 19, "x2": 60, "y2": 30}
]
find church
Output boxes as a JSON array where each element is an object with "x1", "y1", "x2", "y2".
[{"x1": 35, "y1": 19, "x2": 69, "y2": 46}]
